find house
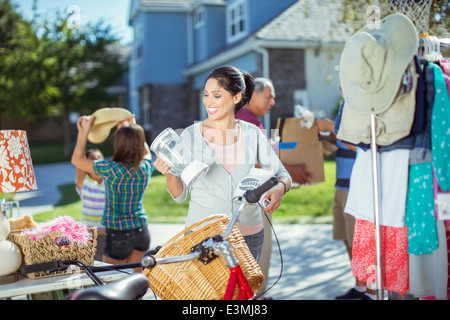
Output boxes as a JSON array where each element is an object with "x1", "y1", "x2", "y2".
[{"x1": 128, "y1": 0, "x2": 352, "y2": 140}]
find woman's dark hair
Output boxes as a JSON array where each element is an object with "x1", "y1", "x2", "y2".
[
  {"x1": 205, "y1": 66, "x2": 255, "y2": 114},
  {"x1": 113, "y1": 123, "x2": 146, "y2": 172}
]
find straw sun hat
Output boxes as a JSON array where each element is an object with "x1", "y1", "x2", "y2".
[
  {"x1": 87, "y1": 107, "x2": 132, "y2": 144},
  {"x1": 339, "y1": 13, "x2": 418, "y2": 114}
]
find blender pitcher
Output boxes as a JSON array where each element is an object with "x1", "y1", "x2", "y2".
[{"x1": 151, "y1": 128, "x2": 209, "y2": 187}]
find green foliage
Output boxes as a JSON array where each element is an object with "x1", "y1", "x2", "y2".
[
  {"x1": 272, "y1": 159, "x2": 336, "y2": 224},
  {"x1": 0, "y1": 0, "x2": 127, "y2": 157}
]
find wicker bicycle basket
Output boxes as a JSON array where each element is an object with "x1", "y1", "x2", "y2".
[
  {"x1": 7, "y1": 227, "x2": 97, "y2": 279},
  {"x1": 143, "y1": 214, "x2": 264, "y2": 300}
]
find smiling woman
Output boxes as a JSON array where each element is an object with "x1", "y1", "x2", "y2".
[{"x1": 152, "y1": 66, "x2": 293, "y2": 262}]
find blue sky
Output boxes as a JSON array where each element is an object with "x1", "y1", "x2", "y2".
[{"x1": 15, "y1": 0, "x2": 133, "y2": 45}]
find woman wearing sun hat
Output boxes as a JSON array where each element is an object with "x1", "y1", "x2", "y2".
[{"x1": 71, "y1": 111, "x2": 154, "y2": 271}]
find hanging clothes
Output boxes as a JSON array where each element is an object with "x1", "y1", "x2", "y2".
[
  {"x1": 352, "y1": 219, "x2": 409, "y2": 294},
  {"x1": 337, "y1": 12, "x2": 450, "y2": 298},
  {"x1": 431, "y1": 63, "x2": 450, "y2": 191},
  {"x1": 406, "y1": 162, "x2": 438, "y2": 255},
  {"x1": 334, "y1": 57, "x2": 420, "y2": 153},
  {"x1": 407, "y1": 60, "x2": 450, "y2": 299},
  {"x1": 409, "y1": 220, "x2": 448, "y2": 299},
  {"x1": 345, "y1": 148, "x2": 410, "y2": 227},
  {"x1": 337, "y1": 62, "x2": 418, "y2": 147},
  {"x1": 406, "y1": 60, "x2": 438, "y2": 255}
]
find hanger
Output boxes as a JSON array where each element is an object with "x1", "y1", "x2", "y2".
[
  {"x1": 418, "y1": 35, "x2": 430, "y2": 58},
  {"x1": 430, "y1": 35, "x2": 443, "y2": 61},
  {"x1": 419, "y1": 34, "x2": 443, "y2": 63}
]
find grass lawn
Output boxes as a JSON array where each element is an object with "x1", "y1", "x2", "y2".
[{"x1": 33, "y1": 159, "x2": 336, "y2": 225}]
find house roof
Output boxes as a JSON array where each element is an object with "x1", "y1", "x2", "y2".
[
  {"x1": 139, "y1": 0, "x2": 196, "y2": 7},
  {"x1": 129, "y1": 0, "x2": 197, "y2": 23},
  {"x1": 184, "y1": 0, "x2": 353, "y2": 76},
  {"x1": 254, "y1": 0, "x2": 353, "y2": 44}
]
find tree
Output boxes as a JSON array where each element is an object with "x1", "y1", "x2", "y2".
[
  {"x1": 0, "y1": 0, "x2": 127, "y2": 157},
  {"x1": 0, "y1": 0, "x2": 44, "y2": 118}
]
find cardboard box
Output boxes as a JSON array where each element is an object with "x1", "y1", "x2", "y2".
[{"x1": 275, "y1": 117, "x2": 324, "y2": 185}]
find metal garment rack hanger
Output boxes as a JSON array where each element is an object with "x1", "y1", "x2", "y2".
[{"x1": 370, "y1": 114, "x2": 384, "y2": 300}]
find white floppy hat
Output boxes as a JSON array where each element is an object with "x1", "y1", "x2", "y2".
[
  {"x1": 87, "y1": 107, "x2": 132, "y2": 144},
  {"x1": 339, "y1": 13, "x2": 418, "y2": 114}
]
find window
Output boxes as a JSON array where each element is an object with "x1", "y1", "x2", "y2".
[
  {"x1": 141, "y1": 86, "x2": 151, "y2": 130},
  {"x1": 194, "y1": 7, "x2": 205, "y2": 28},
  {"x1": 227, "y1": 0, "x2": 247, "y2": 43},
  {"x1": 135, "y1": 21, "x2": 143, "y2": 59}
]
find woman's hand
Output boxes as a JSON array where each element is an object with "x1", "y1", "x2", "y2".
[
  {"x1": 153, "y1": 156, "x2": 173, "y2": 176},
  {"x1": 72, "y1": 115, "x2": 95, "y2": 176},
  {"x1": 77, "y1": 115, "x2": 94, "y2": 137},
  {"x1": 117, "y1": 115, "x2": 136, "y2": 129},
  {"x1": 154, "y1": 155, "x2": 185, "y2": 198},
  {"x1": 261, "y1": 184, "x2": 284, "y2": 214},
  {"x1": 261, "y1": 178, "x2": 289, "y2": 214}
]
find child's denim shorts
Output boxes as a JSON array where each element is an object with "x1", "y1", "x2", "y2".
[{"x1": 104, "y1": 226, "x2": 151, "y2": 260}]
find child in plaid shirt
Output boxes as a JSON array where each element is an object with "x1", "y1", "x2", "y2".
[{"x1": 72, "y1": 114, "x2": 154, "y2": 270}]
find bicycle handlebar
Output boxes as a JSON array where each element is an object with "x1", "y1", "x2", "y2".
[
  {"x1": 222, "y1": 176, "x2": 278, "y2": 239},
  {"x1": 244, "y1": 176, "x2": 278, "y2": 204}
]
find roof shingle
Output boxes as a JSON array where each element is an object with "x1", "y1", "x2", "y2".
[{"x1": 255, "y1": 0, "x2": 353, "y2": 44}]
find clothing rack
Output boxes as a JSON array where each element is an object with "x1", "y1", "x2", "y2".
[{"x1": 370, "y1": 34, "x2": 448, "y2": 300}]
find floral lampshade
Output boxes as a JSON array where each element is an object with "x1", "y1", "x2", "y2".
[{"x1": 0, "y1": 130, "x2": 38, "y2": 193}]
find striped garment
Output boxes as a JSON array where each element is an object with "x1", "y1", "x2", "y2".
[
  {"x1": 93, "y1": 158, "x2": 154, "y2": 230},
  {"x1": 76, "y1": 176, "x2": 106, "y2": 230},
  {"x1": 335, "y1": 139, "x2": 356, "y2": 191}
]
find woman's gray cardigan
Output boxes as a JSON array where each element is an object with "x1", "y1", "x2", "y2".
[{"x1": 170, "y1": 120, "x2": 292, "y2": 233}]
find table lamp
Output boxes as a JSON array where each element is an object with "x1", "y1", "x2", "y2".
[{"x1": 0, "y1": 130, "x2": 38, "y2": 284}]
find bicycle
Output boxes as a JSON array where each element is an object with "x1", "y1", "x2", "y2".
[{"x1": 35, "y1": 177, "x2": 279, "y2": 300}]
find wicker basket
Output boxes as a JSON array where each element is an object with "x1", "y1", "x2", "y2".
[
  {"x1": 143, "y1": 214, "x2": 264, "y2": 300},
  {"x1": 7, "y1": 227, "x2": 97, "y2": 279}
]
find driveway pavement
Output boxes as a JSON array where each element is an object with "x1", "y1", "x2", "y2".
[
  {"x1": 17, "y1": 162, "x2": 354, "y2": 300},
  {"x1": 17, "y1": 162, "x2": 77, "y2": 215}
]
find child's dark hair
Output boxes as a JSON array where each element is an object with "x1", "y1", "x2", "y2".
[
  {"x1": 86, "y1": 148, "x2": 104, "y2": 159},
  {"x1": 205, "y1": 66, "x2": 255, "y2": 114},
  {"x1": 113, "y1": 123, "x2": 146, "y2": 172}
]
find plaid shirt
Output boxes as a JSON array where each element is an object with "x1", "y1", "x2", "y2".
[{"x1": 93, "y1": 158, "x2": 154, "y2": 230}]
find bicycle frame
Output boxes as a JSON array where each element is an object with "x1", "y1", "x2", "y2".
[{"x1": 213, "y1": 240, "x2": 255, "y2": 300}]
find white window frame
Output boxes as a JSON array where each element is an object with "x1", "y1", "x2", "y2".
[{"x1": 226, "y1": 0, "x2": 247, "y2": 43}]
